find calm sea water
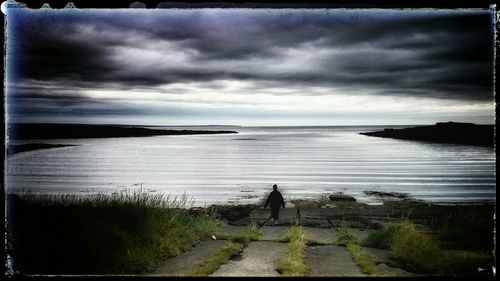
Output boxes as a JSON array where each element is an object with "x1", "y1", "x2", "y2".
[{"x1": 6, "y1": 126, "x2": 496, "y2": 206}]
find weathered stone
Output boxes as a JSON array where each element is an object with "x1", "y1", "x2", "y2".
[{"x1": 329, "y1": 194, "x2": 356, "y2": 202}]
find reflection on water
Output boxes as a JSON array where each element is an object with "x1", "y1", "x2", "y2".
[{"x1": 6, "y1": 126, "x2": 496, "y2": 206}]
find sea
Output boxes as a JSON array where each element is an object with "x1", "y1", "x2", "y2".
[{"x1": 5, "y1": 126, "x2": 496, "y2": 207}]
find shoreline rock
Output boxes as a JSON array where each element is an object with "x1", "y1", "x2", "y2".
[
  {"x1": 364, "y1": 191, "x2": 409, "y2": 199},
  {"x1": 328, "y1": 194, "x2": 357, "y2": 202},
  {"x1": 360, "y1": 122, "x2": 493, "y2": 147},
  {"x1": 189, "y1": 204, "x2": 258, "y2": 222}
]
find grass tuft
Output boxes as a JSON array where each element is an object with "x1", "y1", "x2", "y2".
[
  {"x1": 391, "y1": 220, "x2": 441, "y2": 272},
  {"x1": 362, "y1": 223, "x2": 403, "y2": 249},
  {"x1": 277, "y1": 226, "x2": 309, "y2": 276},
  {"x1": 229, "y1": 227, "x2": 262, "y2": 244},
  {"x1": 336, "y1": 224, "x2": 359, "y2": 246}
]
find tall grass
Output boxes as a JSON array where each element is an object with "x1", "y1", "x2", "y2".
[
  {"x1": 277, "y1": 226, "x2": 309, "y2": 276},
  {"x1": 390, "y1": 220, "x2": 441, "y2": 272},
  {"x1": 362, "y1": 223, "x2": 404, "y2": 249},
  {"x1": 7, "y1": 191, "x2": 223, "y2": 274}
]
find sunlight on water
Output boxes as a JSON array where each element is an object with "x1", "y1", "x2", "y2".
[{"x1": 6, "y1": 126, "x2": 495, "y2": 207}]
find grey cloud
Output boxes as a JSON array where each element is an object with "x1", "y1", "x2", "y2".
[{"x1": 7, "y1": 9, "x2": 495, "y2": 122}]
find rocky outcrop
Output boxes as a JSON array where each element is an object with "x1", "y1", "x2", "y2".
[{"x1": 360, "y1": 122, "x2": 493, "y2": 147}]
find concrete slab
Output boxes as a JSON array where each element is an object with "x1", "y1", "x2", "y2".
[
  {"x1": 305, "y1": 245, "x2": 366, "y2": 277},
  {"x1": 362, "y1": 247, "x2": 394, "y2": 264},
  {"x1": 259, "y1": 226, "x2": 288, "y2": 241},
  {"x1": 151, "y1": 239, "x2": 227, "y2": 276},
  {"x1": 210, "y1": 241, "x2": 287, "y2": 277},
  {"x1": 303, "y1": 227, "x2": 336, "y2": 244},
  {"x1": 350, "y1": 228, "x2": 373, "y2": 241}
]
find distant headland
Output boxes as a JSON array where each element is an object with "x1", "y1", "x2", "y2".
[
  {"x1": 360, "y1": 122, "x2": 494, "y2": 147},
  {"x1": 7, "y1": 143, "x2": 78, "y2": 156},
  {"x1": 8, "y1": 123, "x2": 239, "y2": 140}
]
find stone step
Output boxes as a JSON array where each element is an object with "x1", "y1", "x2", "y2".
[{"x1": 305, "y1": 245, "x2": 366, "y2": 277}]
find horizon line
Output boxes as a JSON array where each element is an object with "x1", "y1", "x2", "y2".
[{"x1": 6, "y1": 121, "x2": 495, "y2": 127}]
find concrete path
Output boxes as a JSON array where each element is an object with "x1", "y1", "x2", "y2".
[
  {"x1": 259, "y1": 226, "x2": 287, "y2": 241},
  {"x1": 152, "y1": 206, "x2": 421, "y2": 277},
  {"x1": 305, "y1": 245, "x2": 366, "y2": 277},
  {"x1": 216, "y1": 225, "x2": 249, "y2": 237},
  {"x1": 216, "y1": 224, "x2": 288, "y2": 241},
  {"x1": 210, "y1": 241, "x2": 287, "y2": 277},
  {"x1": 303, "y1": 226, "x2": 336, "y2": 244},
  {"x1": 151, "y1": 240, "x2": 227, "y2": 276}
]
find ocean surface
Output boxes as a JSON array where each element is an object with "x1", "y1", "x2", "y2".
[{"x1": 6, "y1": 126, "x2": 496, "y2": 207}]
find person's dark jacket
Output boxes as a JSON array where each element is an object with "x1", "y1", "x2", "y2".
[{"x1": 264, "y1": 190, "x2": 285, "y2": 209}]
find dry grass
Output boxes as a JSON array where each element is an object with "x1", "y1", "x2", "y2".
[{"x1": 277, "y1": 226, "x2": 310, "y2": 276}]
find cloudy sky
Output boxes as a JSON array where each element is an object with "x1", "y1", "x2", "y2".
[{"x1": 6, "y1": 8, "x2": 495, "y2": 126}]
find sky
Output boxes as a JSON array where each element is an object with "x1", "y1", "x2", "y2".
[{"x1": 6, "y1": 8, "x2": 496, "y2": 126}]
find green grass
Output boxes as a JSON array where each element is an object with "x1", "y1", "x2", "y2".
[
  {"x1": 277, "y1": 225, "x2": 310, "y2": 276},
  {"x1": 229, "y1": 227, "x2": 263, "y2": 244},
  {"x1": 184, "y1": 241, "x2": 245, "y2": 276},
  {"x1": 335, "y1": 224, "x2": 359, "y2": 246},
  {"x1": 7, "y1": 191, "x2": 223, "y2": 274},
  {"x1": 347, "y1": 244, "x2": 385, "y2": 276},
  {"x1": 363, "y1": 223, "x2": 404, "y2": 249}
]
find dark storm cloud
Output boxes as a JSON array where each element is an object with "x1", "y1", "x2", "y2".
[{"x1": 7, "y1": 9, "x2": 495, "y2": 121}]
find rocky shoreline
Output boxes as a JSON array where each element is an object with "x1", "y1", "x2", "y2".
[
  {"x1": 8, "y1": 123, "x2": 238, "y2": 139},
  {"x1": 360, "y1": 122, "x2": 494, "y2": 147},
  {"x1": 194, "y1": 192, "x2": 495, "y2": 227}
]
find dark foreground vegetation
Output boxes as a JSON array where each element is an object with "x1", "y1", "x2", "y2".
[
  {"x1": 8, "y1": 123, "x2": 238, "y2": 139},
  {"x1": 6, "y1": 192, "x2": 223, "y2": 274},
  {"x1": 360, "y1": 121, "x2": 494, "y2": 146},
  {"x1": 362, "y1": 218, "x2": 494, "y2": 276},
  {"x1": 7, "y1": 143, "x2": 78, "y2": 156},
  {"x1": 362, "y1": 200, "x2": 494, "y2": 276}
]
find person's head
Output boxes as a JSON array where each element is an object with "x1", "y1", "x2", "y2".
[{"x1": 273, "y1": 184, "x2": 278, "y2": 191}]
